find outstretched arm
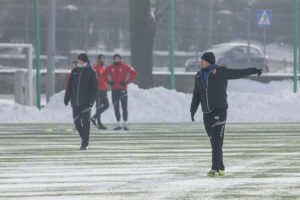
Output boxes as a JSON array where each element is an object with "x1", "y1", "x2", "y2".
[{"x1": 223, "y1": 67, "x2": 261, "y2": 80}]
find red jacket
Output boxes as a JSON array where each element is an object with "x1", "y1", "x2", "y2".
[
  {"x1": 93, "y1": 63, "x2": 107, "y2": 91},
  {"x1": 65, "y1": 73, "x2": 71, "y2": 89},
  {"x1": 103, "y1": 62, "x2": 138, "y2": 90}
]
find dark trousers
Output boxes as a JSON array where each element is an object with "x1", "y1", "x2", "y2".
[
  {"x1": 72, "y1": 106, "x2": 91, "y2": 146},
  {"x1": 93, "y1": 90, "x2": 109, "y2": 124},
  {"x1": 203, "y1": 108, "x2": 227, "y2": 171},
  {"x1": 112, "y1": 89, "x2": 128, "y2": 121}
]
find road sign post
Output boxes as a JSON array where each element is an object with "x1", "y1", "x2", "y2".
[
  {"x1": 258, "y1": 10, "x2": 271, "y2": 67},
  {"x1": 294, "y1": 0, "x2": 298, "y2": 93},
  {"x1": 35, "y1": 0, "x2": 41, "y2": 109},
  {"x1": 169, "y1": 0, "x2": 175, "y2": 90}
]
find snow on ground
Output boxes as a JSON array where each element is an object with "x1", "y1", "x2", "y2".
[
  {"x1": 0, "y1": 79, "x2": 299, "y2": 123},
  {"x1": 0, "y1": 95, "x2": 14, "y2": 105}
]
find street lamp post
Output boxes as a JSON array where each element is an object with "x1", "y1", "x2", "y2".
[{"x1": 169, "y1": 0, "x2": 175, "y2": 90}]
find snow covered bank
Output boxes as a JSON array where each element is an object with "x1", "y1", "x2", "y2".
[{"x1": 0, "y1": 79, "x2": 299, "y2": 123}]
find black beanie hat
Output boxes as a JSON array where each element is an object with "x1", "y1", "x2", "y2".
[
  {"x1": 97, "y1": 54, "x2": 105, "y2": 61},
  {"x1": 78, "y1": 53, "x2": 88, "y2": 63},
  {"x1": 201, "y1": 52, "x2": 216, "y2": 65},
  {"x1": 113, "y1": 54, "x2": 122, "y2": 60}
]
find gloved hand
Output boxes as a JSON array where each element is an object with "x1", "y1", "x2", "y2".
[
  {"x1": 191, "y1": 112, "x2": 195, "y2": 122},
  {"x1": 120, "y1": 81, "x2": 129, "y2": 86},
  {"x1": 108, "y1": 81, "x2": 115, "y2": 86},
  {"x1": 256, "y1": 69, "x2": 263, "y2": 76},
  {"x1": 64, "y1": 98, "x2": 69, "y2": 106}
]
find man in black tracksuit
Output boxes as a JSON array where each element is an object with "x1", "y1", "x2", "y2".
[
  {"x1": 64, "y1": 53, "x2": 98, "y2": 150},
  {"x1": 190, "y1": 52, "x2": 262, "y2": 177}
]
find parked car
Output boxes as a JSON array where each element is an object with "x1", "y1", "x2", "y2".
[{"x1": 185, "y1": 43, "x2": 269, "y2": 72}]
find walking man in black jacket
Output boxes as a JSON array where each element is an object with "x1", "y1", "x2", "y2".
[
  {"x1": 64, "y1": 53, "x2": 98, "y2": 150},
  {"x1": 190, "y1": 52, "x2": 262, "y2": 177}
]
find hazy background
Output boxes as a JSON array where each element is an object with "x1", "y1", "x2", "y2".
[{"x1": 0, "y1": 0, "x2": 295, "y2": 66}]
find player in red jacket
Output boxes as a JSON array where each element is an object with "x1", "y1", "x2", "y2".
[
  {"x1": 65, "y1": 61, "x2": 77, "y2": 89},
  {"x1": 103, "y1": 54, "x2": 138, "y2": 131},
  {"x1": 90, "y1": 55, "x2": 109, "y2": 130}
]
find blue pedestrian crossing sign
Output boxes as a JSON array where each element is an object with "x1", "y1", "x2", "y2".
[{"x1": 258, "y1": 10, "x2": 271, "y2": 28}]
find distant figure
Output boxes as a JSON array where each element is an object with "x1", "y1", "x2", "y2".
[
  {"x1": 103, "y1": 54, "x2": 138, "y2": 131},
  {"x1": 65, "y1": 61, "x2": 77, "y2": 89},
  {"x1": 190, "y1": 52, "x2": 262, "y2": 177},
  {"x1": 64, "y1": 53, "x2": 98, "y2": 150},
  {"x1": 90, "y1": 55, "x2": 109, "y2": 130}
]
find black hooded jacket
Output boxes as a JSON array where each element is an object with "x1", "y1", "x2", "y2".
[
  {"x1": 190, "y1": 65, "x2": 257, "y2": 114},
  {"x1": 64, "y1": 64, "x2": 98, "y2": 107}
]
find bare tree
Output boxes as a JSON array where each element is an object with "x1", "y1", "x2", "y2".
[
  {"x1": 129, "y1": 0, "x2": 155, "y2": 88},
  {"x1": 130, "y1": 0, "x2": 181, "y2": 88}
]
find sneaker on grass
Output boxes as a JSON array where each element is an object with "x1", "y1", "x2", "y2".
[
  {"x1": 219, "y1": 170, "x2": 226, "y2": 176},
  {"x1": 207, "y1": 169, "x2": 220, "y2": 177},
  {"x1": 113, "y1": 125, "x2": 122, "y2": 131}
]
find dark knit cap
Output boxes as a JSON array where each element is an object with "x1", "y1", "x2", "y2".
[
  {"x1": 97, "y1": 54, "x2": 105, "y2": 61},
  {"x1": 77, "y1": 53, "x2": 88, "y2": 63},
  {"x1": 201, "y1": 52, "x2": 216, "y2": 65},
  {"x1": 113, "y1": 54, "x2": 122, "y2": 60}
]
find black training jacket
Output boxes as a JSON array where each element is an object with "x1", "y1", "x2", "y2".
[
  {"x1": 190, "y1": 65, "x2": 257, "y2": 114},
  {"x1": 64, "y1": 65, "x2": 98, "y2": 107}
]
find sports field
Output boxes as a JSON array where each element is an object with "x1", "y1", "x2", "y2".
[{"x1": 1, "y1": 122, "x2": 300, "y2": 200}]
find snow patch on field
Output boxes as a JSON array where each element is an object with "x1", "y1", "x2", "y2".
[{"x1": 0, "y1": 79, "x2": 299, "y2": 122}]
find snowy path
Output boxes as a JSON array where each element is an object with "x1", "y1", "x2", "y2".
[{"x1": 0, "y1": 123, "x2": 300, "y2": 200}]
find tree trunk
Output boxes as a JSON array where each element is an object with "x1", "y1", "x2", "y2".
[{"x1": 129, "y1": 0, "x2": 155, "y2": 89}]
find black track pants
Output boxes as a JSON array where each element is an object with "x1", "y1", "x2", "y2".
[
  {"x1": 72, "y1": 106, "x2": 91, "y2": 146},
  {"x1": 93, "y1": 90, "x2": 109, "y2": 124},
  {"x1": 203, "y1": 108, "x2": 227, "y2": 171},
  {"x1": 112, "y1": 89, "x2": 128, "y2": 121}
]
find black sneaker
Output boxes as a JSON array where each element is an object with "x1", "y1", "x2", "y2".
[
  {"x1": 98, "y1": 123, "x2": 107, "y2": 130},
  {"x1": 90, "y1": 117, "x2": 97, "y2": 128},
  {"x1": 113, "y1": 125, "x2": 122, "y2": 131},
  {"x1": 123, "y1": 125, "x2": 129, "y2": 131},
  {"x1": 80, "y1": 145, "x2": 88, "y2": 150}
]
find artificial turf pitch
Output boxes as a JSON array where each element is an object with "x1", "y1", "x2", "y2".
[{"x1": 0, "y1": 122, "x2": 300, "y2": 200}]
